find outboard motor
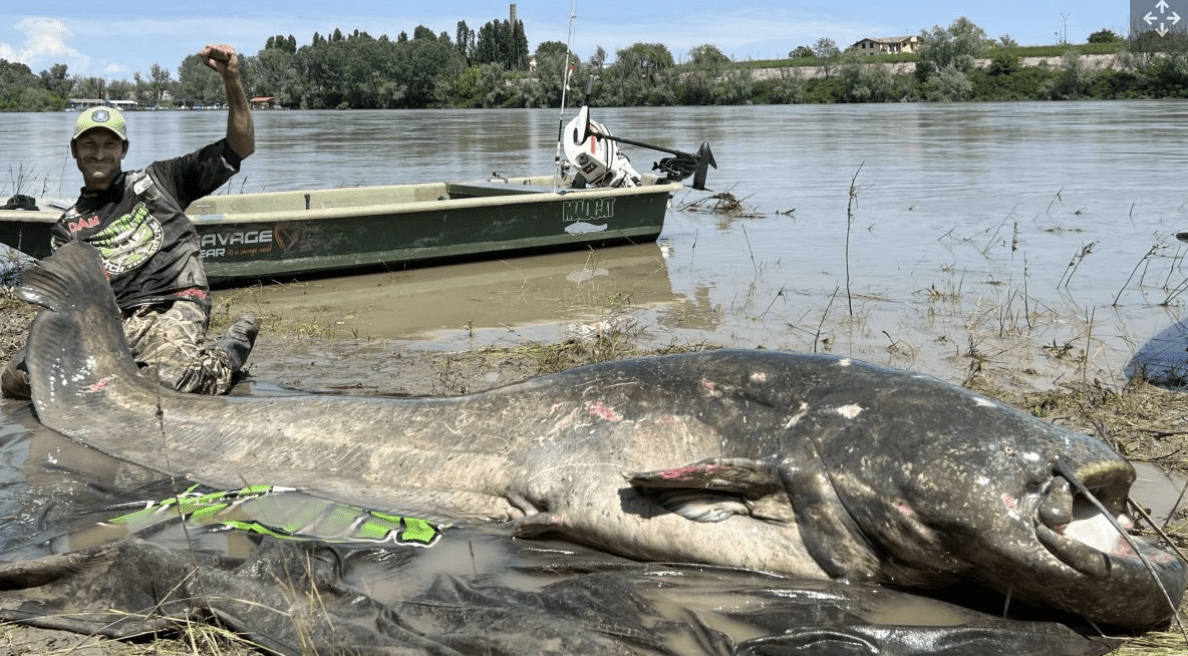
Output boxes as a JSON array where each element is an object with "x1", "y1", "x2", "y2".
[{"x1": 562, "y1": 106, "x2": 643, "y2": 188}]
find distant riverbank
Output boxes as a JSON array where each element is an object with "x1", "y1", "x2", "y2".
[{"x1": 751, "y1": 53, "x2": 1124, "y2": 82}]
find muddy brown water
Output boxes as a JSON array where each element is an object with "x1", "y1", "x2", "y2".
[{"x1": 5, "y1": 102, "x2": 1188, "y2": 388}]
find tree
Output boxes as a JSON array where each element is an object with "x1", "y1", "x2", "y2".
[
  {"x1": 590, "y1": 46, "x2": 607, "y2": 70},
  {"x1": 688, "y1": 44, "x2": 729, "y2": 67},
  {"x1": 839, "y1": 53, "x2": 909, "y2": 102},
  {"x1": 917, "y1": 17, "x2": 988, "y2": 76},
  {"x1": 926, "y1": 65, "x2": 974, "y2": 101},
  {"x1": 472, "y1": 19, "x2": 529, "y2": 70},
  {"x1": 600, "y1": 43, "x2": 677, "y2": 106},
  {"x1": 175, "y1": 55, "x2": 222, "y2": 105},
  {"x1": 1043, "y1": 50, "x2": 1092, "y2": 99},
  {"x1": 915, "y1": 16, "x2": 988, "y2": 97},
  {"x1": 144, "y1": 64, "x2": 172, "y2": 104},
  {"x1": 1088, "y1": 29, "x2": 1121, "y2": 43},
  {"x1": 456, "y1": 20, "x2": 476, "y2": 64},
  {"x1": 999, "y1": 34, "x2": 1019, "y2": 47},
  {"x1": 789, "y1": 45, "x2": 814, "y2": 59},
  {"x1": 812, "y1": 38, "x2": 841, "y2": 79},
  {"x1": 14, "y1": 85, "x2": 63, "y2": 111},
  {"x1": 265, "y1": 34, "x2": 297, "y2": 54},
  {"x1": 812, "y1": 37, "x2": 840, "y2": 59},
  {"x1": 246, "y1": 47, "x2": 297, "y2": 106},
  {"x1": 681, "y1": 44, "x2": 733, "y2": 104},
  {"x1": 0, "y1": 59, "x2": 41, "y2": 110},
  {"x1": 535, "y1": 40, "x2": 572, "y2": 60},
  {"x1": 37, "y1": 63, "x2": 71, "y2": 98},
  {"x1": 398, "y1": 36, "x2": 467, "y2": 107},
  {"x1": 106, "y1": 79, "x2": 135, "y2": 101},
  {"x1": 510, "y1": 19, "x2": 529, "y2": 70},
  {"x1": 987, "y1": 49, "x2": 1020, "y2": 76},
  {"x1": 71, "y1": 76, "x2": 106, "y2": 101},
  {"x1": 530, "y1": 42, "x2": 578, "y2": 107}
]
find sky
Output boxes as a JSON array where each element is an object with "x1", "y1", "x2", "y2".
[{"x1": 1, "y1": 1, "x2": 1133, "y2": 81}]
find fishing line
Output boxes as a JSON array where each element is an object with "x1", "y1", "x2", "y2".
[
  {"x1": 554, "y1": 0, "x2": 578, "y2": 192},
  {"x1": 1054, "y1": 458, "x2": 1186, "y2": 641}
]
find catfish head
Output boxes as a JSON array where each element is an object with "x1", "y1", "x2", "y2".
[{"x1": 630, "y1": 353, "x2": 1185, "y2": 630}]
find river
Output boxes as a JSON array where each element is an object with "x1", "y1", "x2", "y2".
[{"x1": 8, "y1": 101, "x2": 1185, "y2": 385}]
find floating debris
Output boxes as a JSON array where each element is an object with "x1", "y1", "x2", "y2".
[{"x1": 677, "y1": 188, "x2": 761, "y2": 218}]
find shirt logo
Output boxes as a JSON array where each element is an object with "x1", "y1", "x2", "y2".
[{"x1": 89, "y1": 202, "x2": 164, "y2": 274}]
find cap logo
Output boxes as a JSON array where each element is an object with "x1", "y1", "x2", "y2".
[{"x1": 92, "y1": 109, "x2": 110, "y2": 122}]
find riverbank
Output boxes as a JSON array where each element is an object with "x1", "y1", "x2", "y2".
[
  {"x1": 751, "y1": 52, "x2": 1127, "y2": 82},
  {"x1": 1, "y1": 281, "x2": 1187, "y2": 654}
]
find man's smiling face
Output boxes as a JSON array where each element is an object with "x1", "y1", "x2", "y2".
[{"x1": 71, "y1": 128, "x2": 128, "y2": 191}]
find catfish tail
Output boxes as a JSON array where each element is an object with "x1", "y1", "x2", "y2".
[{"x1": 17, "y1": 242, "x2": 142, "y2": 428}]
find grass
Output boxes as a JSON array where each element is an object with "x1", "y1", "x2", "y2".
[{"x1": 0, "y1": 621, "x2": 258, "y2": 655}]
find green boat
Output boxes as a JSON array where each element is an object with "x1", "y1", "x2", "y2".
[
  {"x1": 0, "y1": 176, "x2": 681, "y2": 285},
  {"x1": 0, "y1": 107, "x2": 714, "y2": 285}
]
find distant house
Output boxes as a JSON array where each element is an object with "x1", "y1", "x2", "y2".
[
  {"x1": 851, "y1": 36, "x2": 921, "y2": 55},
  {"x1": 67, "y1": 98, "x2": 139, "y2": 111},
  {"x1": 251, "y1": 96, "x2": 278, "y2": 110}
]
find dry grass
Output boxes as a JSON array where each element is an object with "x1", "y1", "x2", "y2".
[
  {"x1": 427, "y1": 319, "x2": 711, "y2": 394},
  {"x1": 0, "y1": 621, "x2": 257, "y2": 656},
  {"x1": 676, "y1": 188, "x2": 761, "y2": 218}
]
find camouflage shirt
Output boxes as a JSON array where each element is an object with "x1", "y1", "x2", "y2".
[{"x1": 51, "y1": 139, "x2": 242, "y2": 311}]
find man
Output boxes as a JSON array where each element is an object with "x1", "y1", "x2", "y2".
[{"x1": 2, "y1": 44, "x2": 258, "y2": 399}]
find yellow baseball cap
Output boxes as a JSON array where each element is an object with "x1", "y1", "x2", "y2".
[{"x1": 72, "y1": 106, "x2": 127, "y2": 141}]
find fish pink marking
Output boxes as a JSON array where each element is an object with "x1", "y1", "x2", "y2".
[
  {"x1": 657, "y1": 463, "x2": 725, "y2": 480},
  {"x1": 89, "y1": 378, "x2": 109, "y2": 392},
  {"x1": 1001, "y1": 493, "x2": 1018, "y2": 511},
  {"x1": 587, "y1": 401, "x2": 623, "y2": 422}
]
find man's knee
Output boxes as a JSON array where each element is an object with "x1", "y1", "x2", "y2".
[{"x1": 142, "y1": 357, "x2": 235, "y2": 395}]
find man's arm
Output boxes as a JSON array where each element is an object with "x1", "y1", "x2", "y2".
[{"x1": 199, "y1": 44, "x2": 255, "y2": 159}]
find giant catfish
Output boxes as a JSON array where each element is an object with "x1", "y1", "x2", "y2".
[{"x1": 15, "y1": 242, "x2": 1187, "y2": 630}]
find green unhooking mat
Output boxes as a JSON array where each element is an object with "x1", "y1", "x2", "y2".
[{"x1": 0, "y1": 535, "x2": 1113, "y2": 656}]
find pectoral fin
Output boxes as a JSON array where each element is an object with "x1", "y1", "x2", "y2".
[{"x1": 628, "y1": 458, "x2": 796, "y2": 523}]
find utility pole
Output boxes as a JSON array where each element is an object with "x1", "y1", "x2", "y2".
[{"x1": 1060, "y1": 12, "x2": 1071, "y2": 44}]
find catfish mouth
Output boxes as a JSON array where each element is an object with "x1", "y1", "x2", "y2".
[
  {"x1": 1012, "y1": 459, "x2": 1188, "y2": 629},
  {"x1": 1033, "y1": 461, "x2": 1138, "y2": 578}
]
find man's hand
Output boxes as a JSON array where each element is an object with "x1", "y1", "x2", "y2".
[
  {"x1": 199, "y1": 42, "x2": 254, "y2": 159},
  {"x1": 199, "y1": 44, "x2": 240, "y2": 78}
]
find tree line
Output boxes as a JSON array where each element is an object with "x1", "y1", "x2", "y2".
[{"x1": 4, "y1": 16, "x2": 1188, "y2": 112}]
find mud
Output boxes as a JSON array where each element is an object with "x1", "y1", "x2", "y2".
[{"x1": 2, "y1": 279, "x2": 1188, "y2": 654}]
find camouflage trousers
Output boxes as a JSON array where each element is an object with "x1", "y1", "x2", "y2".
[
  {"x1": 121, "y1": 301, "x2": 237, "y2": 395},
  {"x1": 2, "y1": 301, "x2": 252, "y2": 400}
]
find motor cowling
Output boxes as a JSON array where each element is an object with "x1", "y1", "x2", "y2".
[{"x1": 562, "y1": 107, "x2": 642, "y2": 188}]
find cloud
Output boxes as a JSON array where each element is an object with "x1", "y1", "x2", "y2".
[{"x1": 0, "y1": 17, "x2": 90, "y2": 72}]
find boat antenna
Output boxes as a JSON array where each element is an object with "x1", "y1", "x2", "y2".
[{"x1": 554, "y1": 0, "x2": 578, "y2": 191}]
